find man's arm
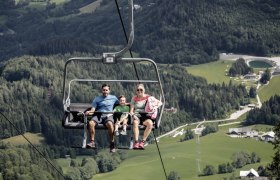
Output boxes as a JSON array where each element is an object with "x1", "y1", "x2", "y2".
[{"x1": 85, "y1": 107, "x2": 96, "y2": 115}]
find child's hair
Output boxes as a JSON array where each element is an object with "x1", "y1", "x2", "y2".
[{"x1": 119, "y1": 95, "x2": 126, "y2": 100}]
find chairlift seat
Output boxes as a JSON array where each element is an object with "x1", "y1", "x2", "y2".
[{"x1": 63, "y1": 103, "x2": 158, "y2": 130}]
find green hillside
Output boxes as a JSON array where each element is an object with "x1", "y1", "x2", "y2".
[{"x1": 57, "y1": 124, "x2": 273, "y2": 180}]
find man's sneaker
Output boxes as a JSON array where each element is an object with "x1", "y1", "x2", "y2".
[
  {"x1": 120, "y1": 129, "x2": 127, "y2": 135},
  {"x1": 139, "y1": 141, "x2": 145, "y2": 150},
  {"x1": 86, "y1": 141, "x2": 95, "y2": 148},
  {"x1": 114, "y1": 131, "x2": 119, "y2": 136},
  {"x1": 133, "y1": 142, "x2": 140, "y2": 149},
  {"x1": 110, "y1": 142, "x2": 116, "y2": 153}
]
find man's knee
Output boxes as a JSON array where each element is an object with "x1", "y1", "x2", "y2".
[
  {"x1": 88, "y1": 120, "x2": 96, "y2": 128},
  {"x1": 106, "y1": 121, "x2": 114, "y2": 128}
]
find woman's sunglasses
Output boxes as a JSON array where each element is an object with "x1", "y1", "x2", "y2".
[{"x1": 137, "y1": 89, "x2": 143, "y2": 92}]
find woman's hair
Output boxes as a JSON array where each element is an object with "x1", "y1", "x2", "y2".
[{"x1": 136, "y1": 83, "x2": 145, "y2": 90}]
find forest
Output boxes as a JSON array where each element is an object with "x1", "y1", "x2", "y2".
[
  {"x1": 1, "y1": 0, "x2": 280, "y2": 179},
  {"x1": 0, "y1": 0, "x2": 280, "y2": 64},
  {"x1": 244, "y1": 95, "x2": 280, "y2": 126},
  {"x1": 228, "y1": 58, "x2": 253, "y2": 77}
]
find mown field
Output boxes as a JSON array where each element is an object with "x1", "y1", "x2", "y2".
[
  {"x1": 0, "y1": 132, "x2": 45, "y2": 145},
  {"x1": 186, "y1": 60, "x2": 234, "y2": 84}
]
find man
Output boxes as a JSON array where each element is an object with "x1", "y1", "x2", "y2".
[{"x1": 85, "y1": 84, "x2": 118, "y2": 153}]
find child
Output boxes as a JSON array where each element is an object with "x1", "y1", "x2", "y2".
[{"x1": 114, "y1": 95, "x2": 130, "y2": 136}]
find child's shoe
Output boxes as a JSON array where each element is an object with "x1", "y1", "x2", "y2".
[{"x1": 120, "y1": 129, "x2": 127, "y2": 135}]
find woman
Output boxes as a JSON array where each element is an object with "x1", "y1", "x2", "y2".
[{"x1": 130, "y1": 84, "x2": 153, "y2": 149}]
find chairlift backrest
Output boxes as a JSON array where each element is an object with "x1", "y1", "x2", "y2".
[
  {"x1": 62, "y1": 57, "x2": 165, "y2": 130},
  {"x1": 61, "y1": 0, "x2": 165, "y2": 130}
]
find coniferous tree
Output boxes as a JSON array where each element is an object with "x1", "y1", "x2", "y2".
[
  {"x1": 260, "y1": 68, "x2": 271, "y2": 84},
  {"x1": 168, "y1": 171, "x2": 180, "y2": 180},
  {"x1": 249, "y1": 86, "x2": 257, "y2": 98},
  {"x1": 269, "y1": 121, "x2": 280, "y2": 178}
]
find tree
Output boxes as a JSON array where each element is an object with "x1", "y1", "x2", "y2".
[
  {"x1": 249, "y1": 86, "x2": 257, "y2": 98},
  {"x1": 251, "y1": 152, "x2": 260, "y2": 163},
  {"x1": 228, "y1": 58, "x2": 252, "y2": 77},
  {"x1": 65, "y1": 167, "x2": 81, "y2": 180},
  {"x1": 218, "y1": 164, "x2": 227, "y2": 174},
  {"x1": 70, "y1": 160, "x2": 77, "y2": 167},
  {"x1": 260, "y1": 68, "x2": 271, "y2": 84},
  {"x1": 202, "y1": 165, "x2": 216, "y2": 176},
  {"x1": 269, "y1": 121, "x2": 280, "y2": 178},
  {"x1": 226, "y1": 163, "x2": 234, "y2": 173},
  {"x1": 0, "y1": 0, "x2": 15, "y2": 11},
  {"x1": 231, "y1": 151, "x2": 253, "y2": 168},
  {"x1": 180, "y1": 128, "x2": 194, "y2": 142},
  {"x1": 168, "y1": 171, "x2": 180, "y2": 180}
]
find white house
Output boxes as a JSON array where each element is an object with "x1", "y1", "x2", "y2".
[
  {"x1": 246, "y1": 130, "x2": 259, "y2": 138},
  {"x1": 272, "y1": 66, "x2": 280, "y2": 75},
  {"x1": 260, "y1": 131, "x2": 275, "y2": 142},
  {"x1": 243, "y1": 73, "x2": 258, "y2": 80},
  {"x1": 229, "y1": 127, "x2": 252, "y2": 136},
  {"x1": 240, "y1": 168, "x2": 259, "y2": 178}
]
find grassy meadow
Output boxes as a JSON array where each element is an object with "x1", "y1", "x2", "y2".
[
  {"x1": 0, "y1": 133, "x2": 45, "y2": 145},
  {"x1": 186, "y1": 60, "x2": 234, "y2": 84},
  {"x1": 258, "y1": 76, "x2": 280, "y2": 102}
]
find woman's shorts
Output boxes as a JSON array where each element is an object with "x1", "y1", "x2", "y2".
[{"x1": 133, "y1": 113, "x2": 151, "y2": 124}]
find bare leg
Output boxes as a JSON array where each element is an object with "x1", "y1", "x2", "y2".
[
  {"x1": 142, "y1": 119, "x2": 153, "y2": 141},
  {"x1": 114, "y1": 121, "x2": 120, "y2": 131},
  {"x1": 106, "y1": 121, "x2": 115, "y2": 142},
  {"x1": 133, "y1": 119, "x2": 140, "y2": 141},
  {"x1": 122, "y1": 118, "x2": 128, "y2": 130},
  {"x1": 88, "y1": 121, "x2": 96, "y2": 142}
]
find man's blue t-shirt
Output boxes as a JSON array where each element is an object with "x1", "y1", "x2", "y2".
[{"x1": 91, "y1": 95, "x2": 118, "y2": 112}]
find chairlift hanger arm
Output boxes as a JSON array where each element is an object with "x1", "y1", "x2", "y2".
[{"x1": 103, "y1": 0, "x2": 134, "y2": 60}]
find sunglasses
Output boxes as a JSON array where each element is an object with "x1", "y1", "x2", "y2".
[{"x1": 137, "y1": 89, "x2": 143, "y2": 92}]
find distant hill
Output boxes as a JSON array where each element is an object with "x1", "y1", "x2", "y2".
[
  {"x1": 0, "y1": 0, "x2": 280, "y2": 64},
  {"x1": 0, "y1": 54, "x2": 248, "y2": 146}
]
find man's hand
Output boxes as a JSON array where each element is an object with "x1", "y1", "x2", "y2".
[{"x1": 85, "y1": 111, "x2": 93, "y2": 116}]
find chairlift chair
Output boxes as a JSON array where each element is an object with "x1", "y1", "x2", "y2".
[{"x1": 61, "y1": 0, "x2": 165, "y2": 148}]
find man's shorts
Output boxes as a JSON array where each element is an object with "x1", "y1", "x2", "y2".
[{"x1": 91, "y1": 114, "x2": 114, "y2": 126}]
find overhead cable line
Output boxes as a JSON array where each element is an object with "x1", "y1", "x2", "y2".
[
  {"x1": 113, "y1": 0, "x2": 168, "y2": 179},
  {"x1": 114, "y1": 0, "x2": 140, "y2": 81},
  {"x1": 0, "y1": 111, "x2": 66, "y2": 179}
]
